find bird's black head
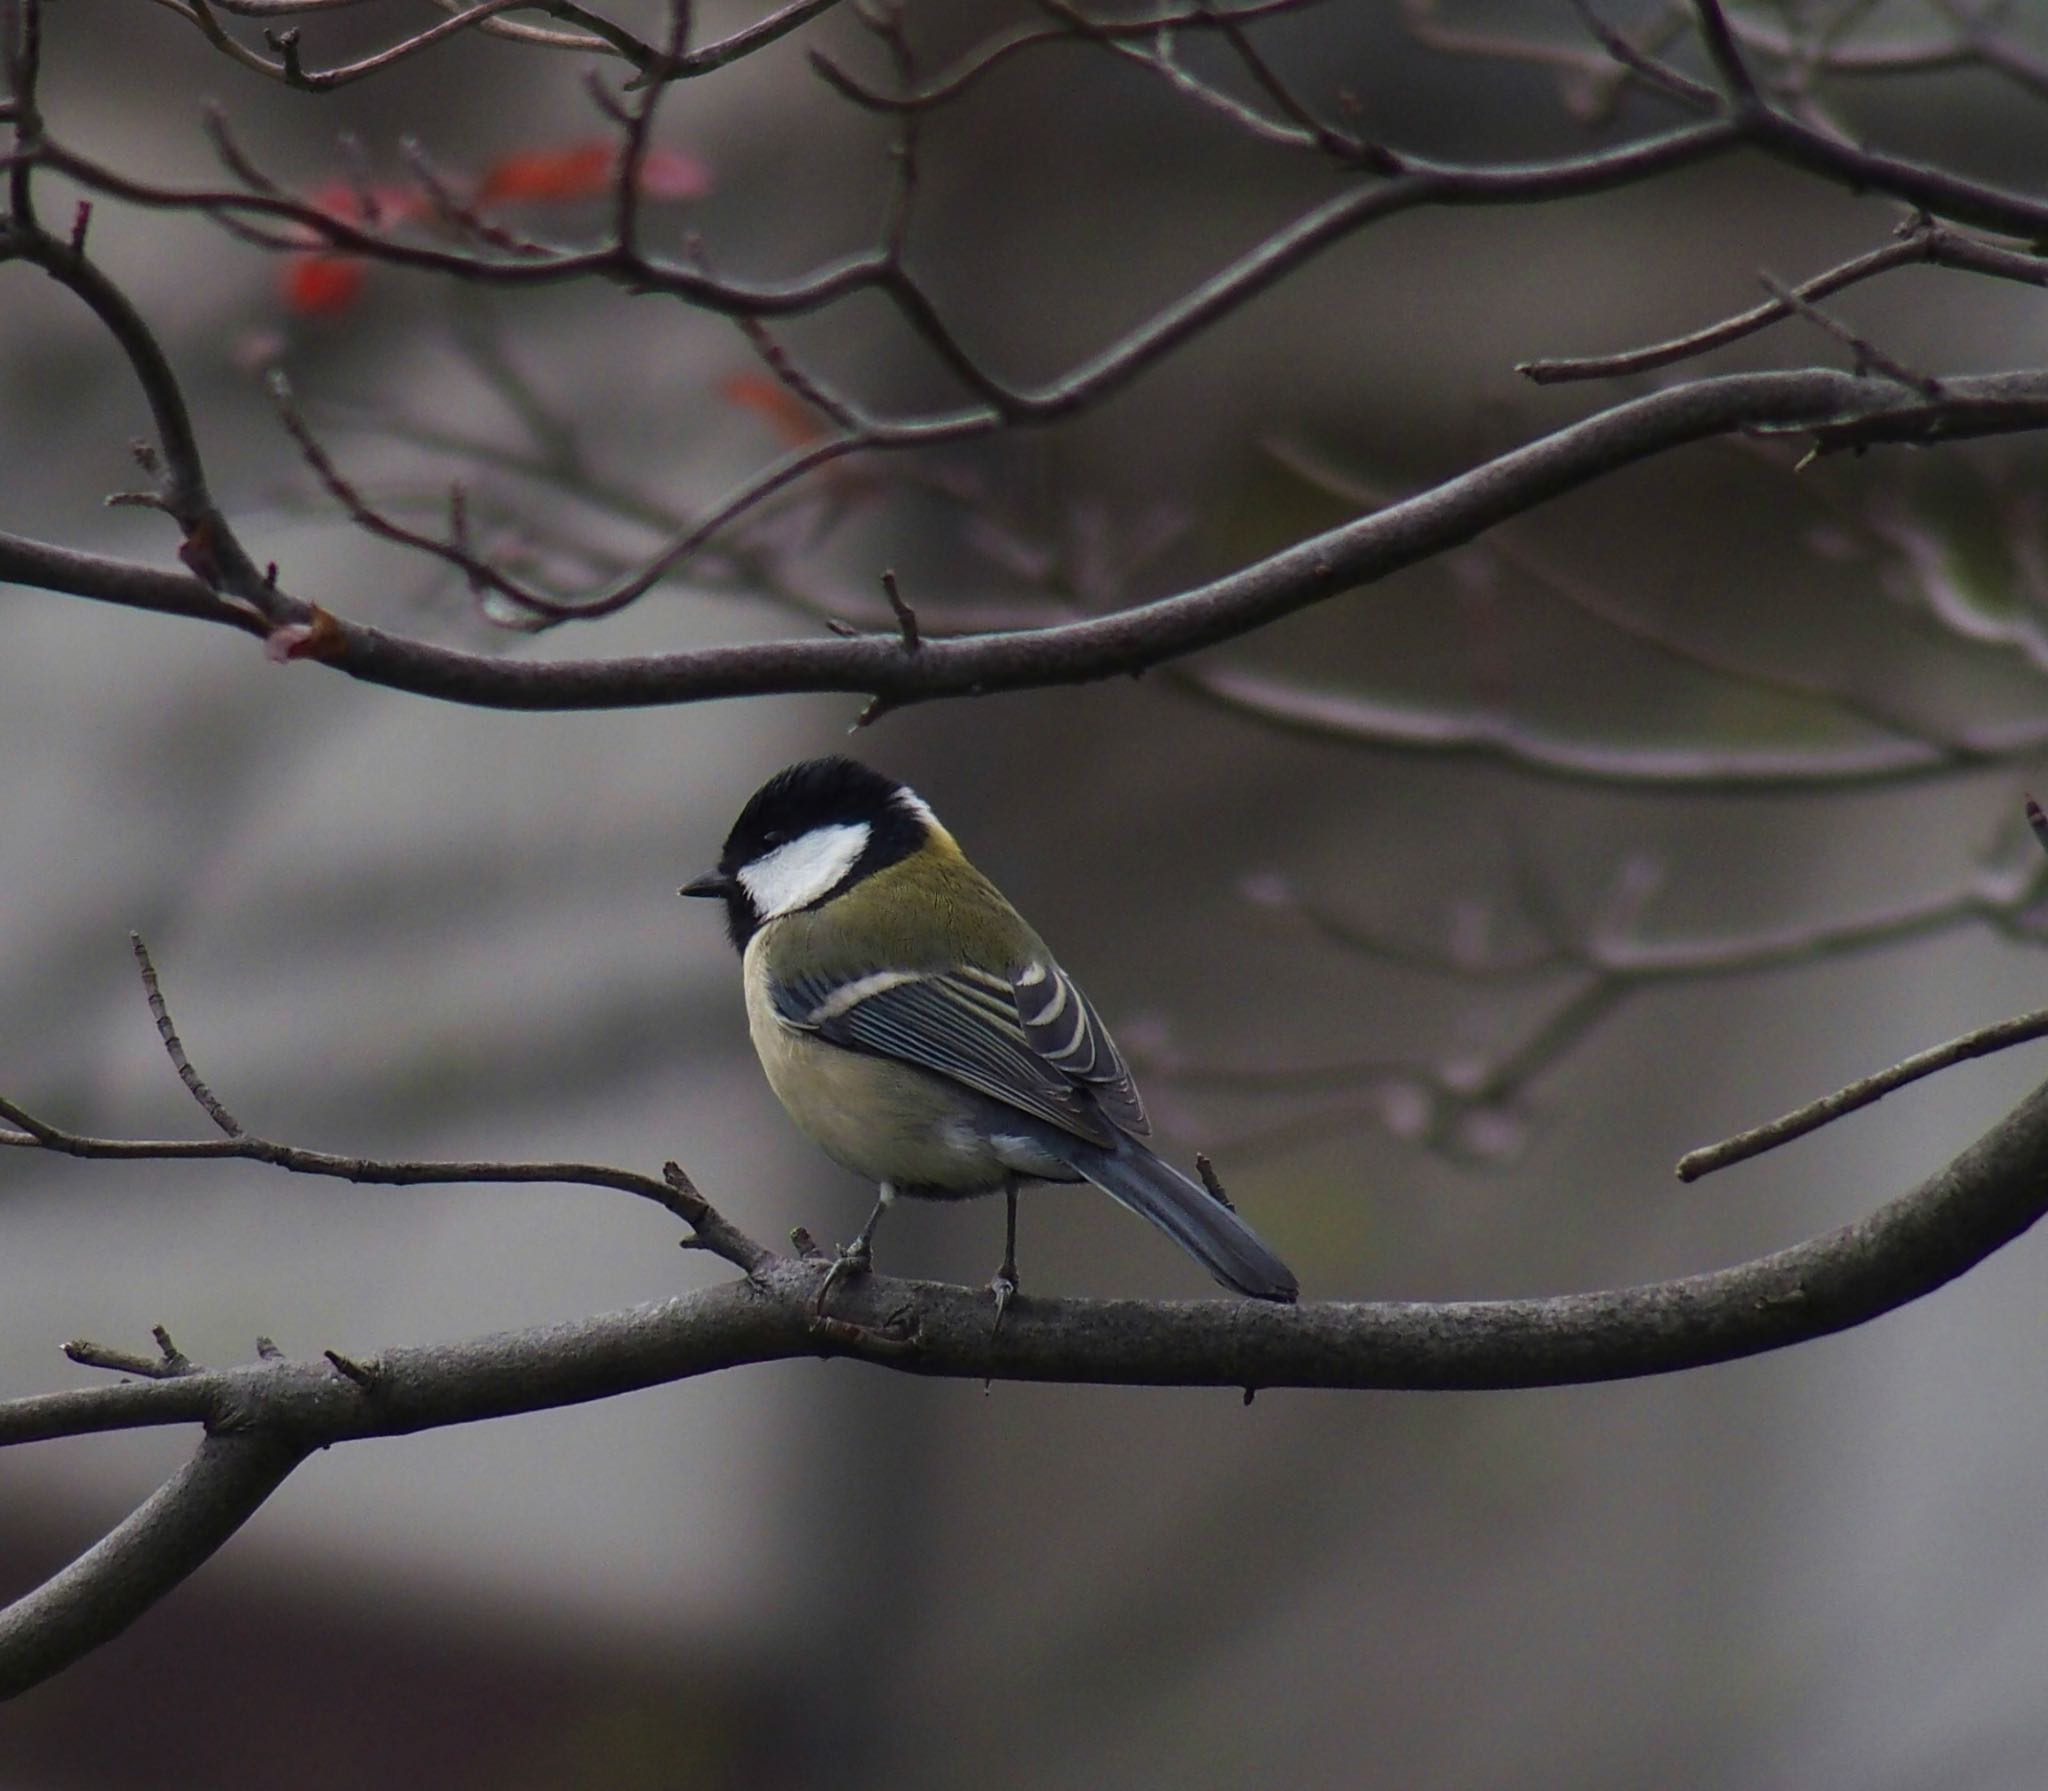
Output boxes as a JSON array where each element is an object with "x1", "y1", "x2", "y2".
[{"x1": 681, "y1": 756, "x2": 935, "y2": 949}]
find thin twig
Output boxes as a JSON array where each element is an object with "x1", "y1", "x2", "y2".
[
  {"x1": 1692, "y1": 0, "x2": 1760, "y2": 104},
  {"x1": 64, "y1": 1326, "x2": 195, "y2": 1379},
  {"x1": 12, "y1": 928, "x2": 776, "y2": 1261},
  {"x1": 880, "y1": 568, "x2": 920, "y2": 651},
  {"x1": 130, "y1": 932, "x2": 242, "y2": 1137},
  {"x1": 1678, "y1": 1005, "x2": 2048, "y2": 1181},
  {"x1": 663, "y1": 1161, "x2": 773, "y2": 1274},
  {"x1": 1757, "y1": 269, "x2": 1943, "y2": 398}
]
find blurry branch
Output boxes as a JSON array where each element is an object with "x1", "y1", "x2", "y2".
[
  {"x1": 12, "y1": 0, "x2": 2048, "y2": 659},
  {"x1": 142, "y1": 0, "x2": 846, "y2": 89},
  {"x1": 809, "y1": 0, "x2": 1328, "y2": 114},
  {"x1": 1720, "y1": 2, "x2": 2048, "y2": 104},
  {"x1": 1674, "y1": 789, "x2": 2048, "y2": 1179},
  {"x1": 324, "y1": 352, "x2": 2048, "y2": 799},
  {"x1": 1404, "y1": 0, "x2": 2048, "y2": 115},
  {"x1": 1201, "y1": 438, "x2": 2048, "y2": 793},
  {"x1": 1063, "y1": 0, "x2": 2048, "y2": 225},
  {"x1": 1272, "y1": 840, "x2": 2048, "y2": 982},
  {"x1": 1169, "y1": 664, "x2": 2019, "y2": 795},
  {"x1": 1520, "y1": 214, "x2": 2048, "y2": 385},
  {"x1": 8, "y1": 103, "x2": 1761, "y2": 632},
  {"x1": 1137, "y1": 825, "x2": 2048, "y2": 1160},
  {"x1": 9, "y1": 1032, "x2": 2048, "y2": 1696},
  {"x1": 1023, "y1": 0, "x2": 1399, "y2": 167},
  {"x1": 0, "y1": 934, "x2": 715, "y2": 1232}
]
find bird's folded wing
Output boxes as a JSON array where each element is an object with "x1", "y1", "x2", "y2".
[
  {"x1": 772, "y1": 966, "x2": 1122, "y2": 1147},
  {"x1": 1009, "y1": 960, "x2": 1148, "y2": 1136}
]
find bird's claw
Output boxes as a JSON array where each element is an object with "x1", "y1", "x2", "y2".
[
  {"x1": 813, "y1": 1238, "x2": 872, "y2": 1316},
  {"x1": 987, "y1": 1267, "x2": 1017, "y2": 1343}
]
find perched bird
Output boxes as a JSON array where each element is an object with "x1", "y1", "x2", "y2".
[{"x1": 682, "y1": 756, "x2": 1299, "y2": 1315}]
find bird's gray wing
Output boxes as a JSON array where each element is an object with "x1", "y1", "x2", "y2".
[
  {"x1": 771, "y1": 965, "x2": 1124, "y2": 1147},
  {"x1": 1009, "y1": 960, "x2": 1149, "y2": 1137}
]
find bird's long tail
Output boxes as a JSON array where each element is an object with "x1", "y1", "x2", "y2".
[{"x1": 1055, "y1": 1135, "x2": 1299, "y2": 1302}]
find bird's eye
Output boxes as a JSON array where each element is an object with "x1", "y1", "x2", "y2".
[{"x1": 761, "y1": 829, "x2": 785, "y2": 848}]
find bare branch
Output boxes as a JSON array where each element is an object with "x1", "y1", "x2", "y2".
[
  {"x1": 1153, "y1": 827, "x2": 2048, "y2": 1160},
  {"x1": 1691, "y1": 0, "x2": 1760, "y2": 106},
  {"x1": 811, "y1": 1, "x2": 1323, "y2": 115},
  {"x1": 129, "y1": 933, "x2": 242, "y2": 1137},
  {"x1": 662, "y1": 1162, "x2": 774, "y2": 1275},
  {"x1": 1524, "y1": 227, "x2": 1913, "y2": 384},
  {"x1": 0, "y1": 1432, "x2": 308, "y2": 1699},
  {"x1": 1169, "y1": 662, "x2": 1991, "y2": 793},
  {"x1": 0, "y1": 1084, "x2": 770, "y2": 1239},
  {"x1": 3, "y1": 933, "x2": 770, "y2": 1252},
  {"x1": 1679, "y1": 1006, "x2": 2048, "y2": 1181},
  {"x1": 14, "y1": 368, "x2": 2048, "y2": 717},
  {"x1": 5, "y1": 1062, "x2": 2048, "y2": 1690},
  {"x1": 879, "y1": 568, "x2": 920, "y2": 652},
  {"x1": 1756, "y1": 269, "x2": 1943, "y2": 398}
]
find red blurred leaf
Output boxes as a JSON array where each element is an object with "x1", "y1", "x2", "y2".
[
  {"x1": 477, "y1": 140, "x2": 713, "y2": 203},
  {"x1": 478, "y1": 142, "x2": 614, "y2": 203},
  {"x1": 270, "y1": 143, "x2": 707, "y2": 315},
  {"x1": 301, "y1": 179, "x2": 424, "y2": 234},
  {"x1": 275, "y1": 179, "x2": 423, "y2": 313},
  {"x1": 281, "y1": 253, "x2": 368, "y2": 316}
]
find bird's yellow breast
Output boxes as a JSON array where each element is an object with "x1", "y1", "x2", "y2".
[{"x1": 742, "y1": 931, "x2": 1015, "y2": 1194}]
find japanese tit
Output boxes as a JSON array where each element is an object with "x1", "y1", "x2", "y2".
[{"x1": 682, "y1": 756, "x2": 1299, "y2": 1309}]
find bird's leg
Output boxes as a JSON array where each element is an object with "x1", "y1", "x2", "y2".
[
  {"x1": 987, "y1": 1178, "x2": 1020, "y2": 1340},
  {"x1": 816, "y1": 1184, "x2": 893, "y2": 1316}
]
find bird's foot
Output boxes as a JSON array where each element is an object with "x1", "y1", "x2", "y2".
[
  {"x1": 813, "y1": 1237, "x2": 872, "y2": 1317},
  {"x1": 979, "y1": 1268, "x2": 1019, "y2": 1395},
  {"x1": 986, "y1": 1265, "x2": 1018, "y2": 1343}
]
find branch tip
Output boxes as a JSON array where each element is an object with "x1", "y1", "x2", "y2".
[
  {"x1": 130, "y1": 932, "x2": 243, "y2": 1137},
  {"x1": 880, "y1": 568, "x2": 920, "y2": 651},
  {"x1": 323, "y1": 1349, "x2": 379, "y2": 1390},
  {"x1": 662, "y1": 1161, "x2": 775, "y2": 1272},
  {"x1": 63, "y1": 1334, "x2": 194, "y2": 1380},
  {"x1": 1678, "y1": 1002, "x2": 2048, "y2": 1180}
]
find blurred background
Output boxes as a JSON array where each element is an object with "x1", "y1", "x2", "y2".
[{"x1": 7, "y1": 1, "x2": 2048, "y2": 1785}]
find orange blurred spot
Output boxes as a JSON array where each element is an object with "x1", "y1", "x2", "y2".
[
  {"x1": 719, "y1": 373, "x2": 825, "y2": 448},
  {"x1": 479, "y1": 143, "x2": 615, "y2": 203},
  {"x1": 263, "y1": 604, "x2": 347, "y2": 663}
]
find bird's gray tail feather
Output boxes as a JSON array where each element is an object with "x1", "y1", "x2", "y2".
[{"x1": 1056, "y1": 1135, "x2": 1299, "y2": 1303}]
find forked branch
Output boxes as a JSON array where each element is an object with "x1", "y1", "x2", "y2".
[{"x1": 4, "y1": 1064, "x2": 2048, "y2": 1697}]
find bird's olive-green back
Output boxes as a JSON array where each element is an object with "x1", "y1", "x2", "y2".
[{"x1": 755, "y1": 823, "x2": 1049, "y2": 980}]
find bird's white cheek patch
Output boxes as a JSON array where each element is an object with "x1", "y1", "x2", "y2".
[{"x1": 738, "y1": 822, "x2": 871, "y2": 920}]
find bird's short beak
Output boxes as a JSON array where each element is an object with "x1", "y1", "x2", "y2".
[{"x1": 680, "y1": 871, "x2": 733, "y2": 899}]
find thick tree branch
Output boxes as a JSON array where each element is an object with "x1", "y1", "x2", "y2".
[
  {"x1": 0, "y1": 1431, "x2": 307, "y2": 1700},
  {"x1": 5, "y1": 1062, "x2": 2048, "y2": 1696},
  {"x1": 10, "y1": 367, "x2": 2048, "y2": 714}
]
